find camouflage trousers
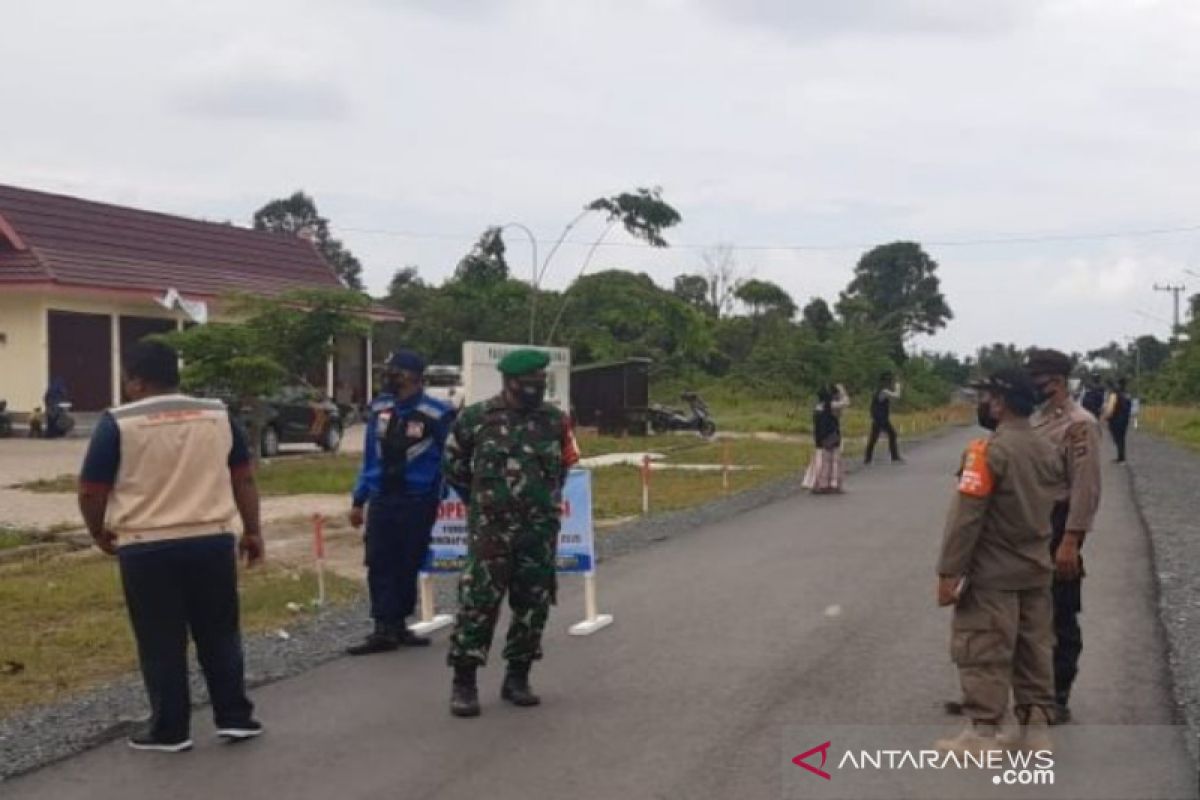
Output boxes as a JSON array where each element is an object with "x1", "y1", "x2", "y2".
[{"x1": 448, "y1": 516, "x2": 558, "y2": 667}]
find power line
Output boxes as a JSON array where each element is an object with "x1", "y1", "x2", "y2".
[{"x1": 340, "y1": 220, "x2": 1200, "y2": 254}]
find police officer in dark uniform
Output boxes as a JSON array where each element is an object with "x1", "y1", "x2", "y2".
[
  {"x1": 1026, "y1": 349, "x2": 1101, "y2": 723},
  {"x1": 346, "y1": 350, "x2": 455, "y2": 655}
]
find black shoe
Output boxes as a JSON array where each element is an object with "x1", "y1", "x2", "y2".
[
  {"x1": 217, "y1": 719, "x2": 265, "y2": 742},
  {"x1": 1050, "y1": 702, "x2": 1072, "y2": 725},
  {"x1": 501, "y1": 663, "x2": 541, "y2": 707},
  {"x1": 450, "y1": 666, "x2": 481, "y2": 718},
  {"x1": 346, "y1": 629, "x2": 400, "y2": 656},
  {"x1": 128, "y1": 729, "x2": 193, "y2": 753},
  {"x1": 944, "y1": 700, "x2": 965, "y2": 716},
  {"x1": 397, "y1": 626, "x2": 431, "y2": 647}
]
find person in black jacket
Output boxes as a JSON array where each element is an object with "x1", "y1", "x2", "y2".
[
  {"x1": 1104, "y1": 378, "x2": 1132, "y2": 463},
  {"x1": 864, "y1": 372, "x2": 904, "y2": 465}
]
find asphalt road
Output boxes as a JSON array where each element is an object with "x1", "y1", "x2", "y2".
[{"x1": 6, "y1": 429, "x2": 1196, "y2": 799}]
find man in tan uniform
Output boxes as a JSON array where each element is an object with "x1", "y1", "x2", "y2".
[
  {"x1": 1025, "y1": 349, "x2": 1102, "y2": 724},
  {"x1": 935, "y1": 370, "x2": 1067, "y2": 754}
]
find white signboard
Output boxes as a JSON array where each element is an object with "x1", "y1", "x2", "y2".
[
  {"x1": 461, "y1": 341, "x2": 571, "y2": 409},
  {"x1": 424, "y1": 470, "x2": 596, "y2": 574}
]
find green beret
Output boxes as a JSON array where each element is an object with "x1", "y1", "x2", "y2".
[{"x1": 498, "y1": 348, "x2": 551, "y2": 376}]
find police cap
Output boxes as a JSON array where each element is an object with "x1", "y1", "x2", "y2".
[
  {"x1": 970, "y1": 368, "x2": 1039, "y2": 414},
  {"x1": 386, "y1": 349, "x2": 426, "y2": 374},
  {"x1": 498, "y1": 349, "x2": 550, "y2": 377},
  {"x1": 1023, "y1": 348, "x2": 1072, "y2": 377}
]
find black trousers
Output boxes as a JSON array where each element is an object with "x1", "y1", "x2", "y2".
[
  {"x1": 1109, "y1": 421, "x2": 1129, "y2": 462},
  {"x1": 1050, "y1": 504, "x2": 1083, "y2": 703},
  {"x1": 864, "y1": 419, "x2": 900, "y2": 463},
  {"x1": 365, "y1": 494, "x2": 439, "y2": 627},
  {"x1": 118, "y1": 534, "x2": 253, "y2": 741}
]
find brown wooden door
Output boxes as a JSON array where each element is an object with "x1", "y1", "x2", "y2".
[{"x1": 48, "y1": 310, "x2": 112, "y2": 412}]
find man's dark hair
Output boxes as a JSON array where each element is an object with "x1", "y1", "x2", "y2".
[{"x1": 124, "y1": 340, "x2": 180, "y2": 388}]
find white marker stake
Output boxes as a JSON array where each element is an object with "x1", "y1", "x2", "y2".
[
  {"x1": 641, "y1": 454, "x2": 651, "y2": 515},
  {"x1": 722, "y1": 440, "x2": 731, "y2": 492},
  {"x1": 569, "y1": 571, "x2": 613, "y2": 636},
  {"x1": 312, "y1": 514, "x2": 326, "y2": 607},
  {"x1": 409, "y1": 573, "x2": 454, "y2": 636}
]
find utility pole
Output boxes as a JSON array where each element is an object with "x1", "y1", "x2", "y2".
[{"x1": 1153, "y1": 283, "x2": 1187, "y2": 335}]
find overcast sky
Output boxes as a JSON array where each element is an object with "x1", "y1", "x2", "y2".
[{"x1": 4, "y1": 0, "x2": 1199, "y2": 356}]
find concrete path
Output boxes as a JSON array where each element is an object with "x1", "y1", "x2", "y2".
[{"x1": 4, "y1": 428, "x2": 1194, "y2": 799}]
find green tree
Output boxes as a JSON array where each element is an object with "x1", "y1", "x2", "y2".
[
  {"x1": 800, "y1": 297, "x2": 835, "y2": 341},
  {"x1": 253, "y1": 191, "x2": 365, "y2": 290},
  {"x1": 837, "y1": 241, "x2": 952, "y2": 360},
  {"x1": 735, "y1": 279, "x2": 797, "y2": 319},
  {"x1": 585, "y1": 187, "x2": 682, "y2": 247},
  {"x1": 554, "y1": 270, "x2": 714, "y2": 369},
  {"x1": 673, "y1": 274, "x2": 714, "y2": 315},
  {"x1": 454, "y1": 227, "x2": 509, "y2": 285},
  {"x1": 163, "y1": 288, "x2": 370, "y2": 457}
]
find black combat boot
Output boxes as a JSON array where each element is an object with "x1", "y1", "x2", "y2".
[
  {"x1": 1051, "y1": 692, "x2": 1072, "y2": 725},
  {"x1": 395, "y1": 622, "x2": 431, "y2": 648},
  {"x1": 501, "y1": 661, "x2": 541, "y2": 707},
  {"x1": 450, "y1": 665, "x2": 480, "y2": 718},
  {"x1": 346, "y1": 623, "x2": 400, "y2": 656}
]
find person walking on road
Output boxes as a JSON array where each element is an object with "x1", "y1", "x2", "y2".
[
  {"x1": 803, "y1": 384, "x2": 849, "y2": 494},
  {"x1": 1079, "y1": 375, "x2": 1106, "y2": 420},
  {"x1": 77, "y1": 341, "x2": 264, "y2": 753},
  {"x1": 443, "y1": 349, "x2": 581, "y2": 718},
  {"x1": 1102, "y1": 378, "x2": 1133, "y2": 464},
  {"x1": 1025, "y1": 349, "x2": 1102, "y2": 724},
  {"x1": 864, "y1": 372, "x2": 904, "y2": 464},
  {"x1": 346, "y1": 350, "x2": 455, "y2": 655},
  {"x1": 935, "y1": 369, "x2": 1067, "y2": 756}
]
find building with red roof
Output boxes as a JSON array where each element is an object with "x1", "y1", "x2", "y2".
[{"x1": 0, "y1": 183, "x2": 395, "y2": 414}]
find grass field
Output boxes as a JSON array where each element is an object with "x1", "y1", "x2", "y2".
[
  {"x1": 1140, "y1": 405, "x2": 1200, "y2": 451},
  {"x1": 0, "y1": 554, "x2": 359, "y2": 717}
]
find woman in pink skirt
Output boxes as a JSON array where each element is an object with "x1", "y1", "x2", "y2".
[{"x1": 803, "y1": 384, "x2": 850, "y2": 494}]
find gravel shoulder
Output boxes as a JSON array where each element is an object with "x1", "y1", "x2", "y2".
[
  {"x1": 0, "y1": 424, "x2": 962, "y2": 781},
  {"x1": 1126, "y1": 430, "x2": 1200, "y2": 762}
]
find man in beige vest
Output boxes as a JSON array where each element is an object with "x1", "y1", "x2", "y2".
[{"x1": 78, "y1": 341, "x2": 264, "y2": 753}]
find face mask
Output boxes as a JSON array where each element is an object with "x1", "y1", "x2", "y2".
[
  {"x1": 977, "y1": 401, "x2": 999, "y2": 431},
  {"x1": 516, "y1": 380, "x2": 546, "y2": 409}
]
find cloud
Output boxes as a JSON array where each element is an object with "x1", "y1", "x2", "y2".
[
  {"x1": 168, "y1": 40, "x2": 351, "y2": 121},
  {"x1": 1048, "y1": 257, "x2": 1142, "y2": 301},
  {"x1": 694, "y1": 0, "x2": 1045, "y2": 40}
]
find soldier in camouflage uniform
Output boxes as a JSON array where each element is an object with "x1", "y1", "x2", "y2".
[{"x1": 443, "y1": 349, "x2": 580, "y2": 718}]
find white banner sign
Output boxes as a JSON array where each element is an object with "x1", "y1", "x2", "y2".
[{"x1": 424, "y1": 470, "x2": 596, "y2": 574}]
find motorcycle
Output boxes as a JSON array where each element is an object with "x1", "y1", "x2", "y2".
[
  {"x1": 0, "y1": 400, "x2": 12, "y2": 438},
  {"x1": 43, "y1": 400, "x2": 75, "y2": 439},
  {"x1": 648, "y1": 391, "x2": 717, "y2": 438}
]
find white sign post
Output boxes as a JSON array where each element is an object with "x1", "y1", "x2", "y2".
[
  {"x1": 461, "y1": 341, "x2": 571, "y2": 408},
  {"x1": 420, "y1": 470, "x2": 613, "y2": 637}
]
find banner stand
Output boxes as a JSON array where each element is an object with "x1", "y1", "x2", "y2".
[
  {"x1": 408, "y1": 572, "x2": 454, "y2": 636},
  {"x1": 568, "y1": 571, "x2": 614, "y2": 636}
]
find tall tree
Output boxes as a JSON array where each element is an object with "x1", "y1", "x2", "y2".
[
  {"x1": 699, "y1": 243, "x2": 744, "y2": 318},
  {"x1": 253, "y1": 191, "x2": 365, "y2": 290},
  {"x1": 585, "y1": 187, "x2": 682, "y2": 247},
  {"x1": 454, "y1": 227, "x2": 509, "y2": 285},
  {"x1": 735, "y1": 279, "x2": 796, "y2": 319},
  {"x1": 673, "y1": 274, "x2": 713, "y2": 314},
  {"x1": 801, "y1": 297, "x2": 835, "y2": 341},
  {"x1": 836, "y1": 241, "x2": 952, "y2": 359}
]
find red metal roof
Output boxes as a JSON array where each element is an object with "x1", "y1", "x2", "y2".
[{"x1": 0, "y1": 183, "x2": 345, "y2": 297}]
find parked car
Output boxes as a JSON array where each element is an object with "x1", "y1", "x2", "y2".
[
  {"x1": 423, "y1": 365, "x2": 465, "y2": 410},
  {"x1": 219, "y1": 385, "x2": 344, "y2": 458}
]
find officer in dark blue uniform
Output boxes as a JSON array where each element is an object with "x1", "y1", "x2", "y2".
[{"x1": 346, "y1": 350, "x2": 455, "y2": 655}]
